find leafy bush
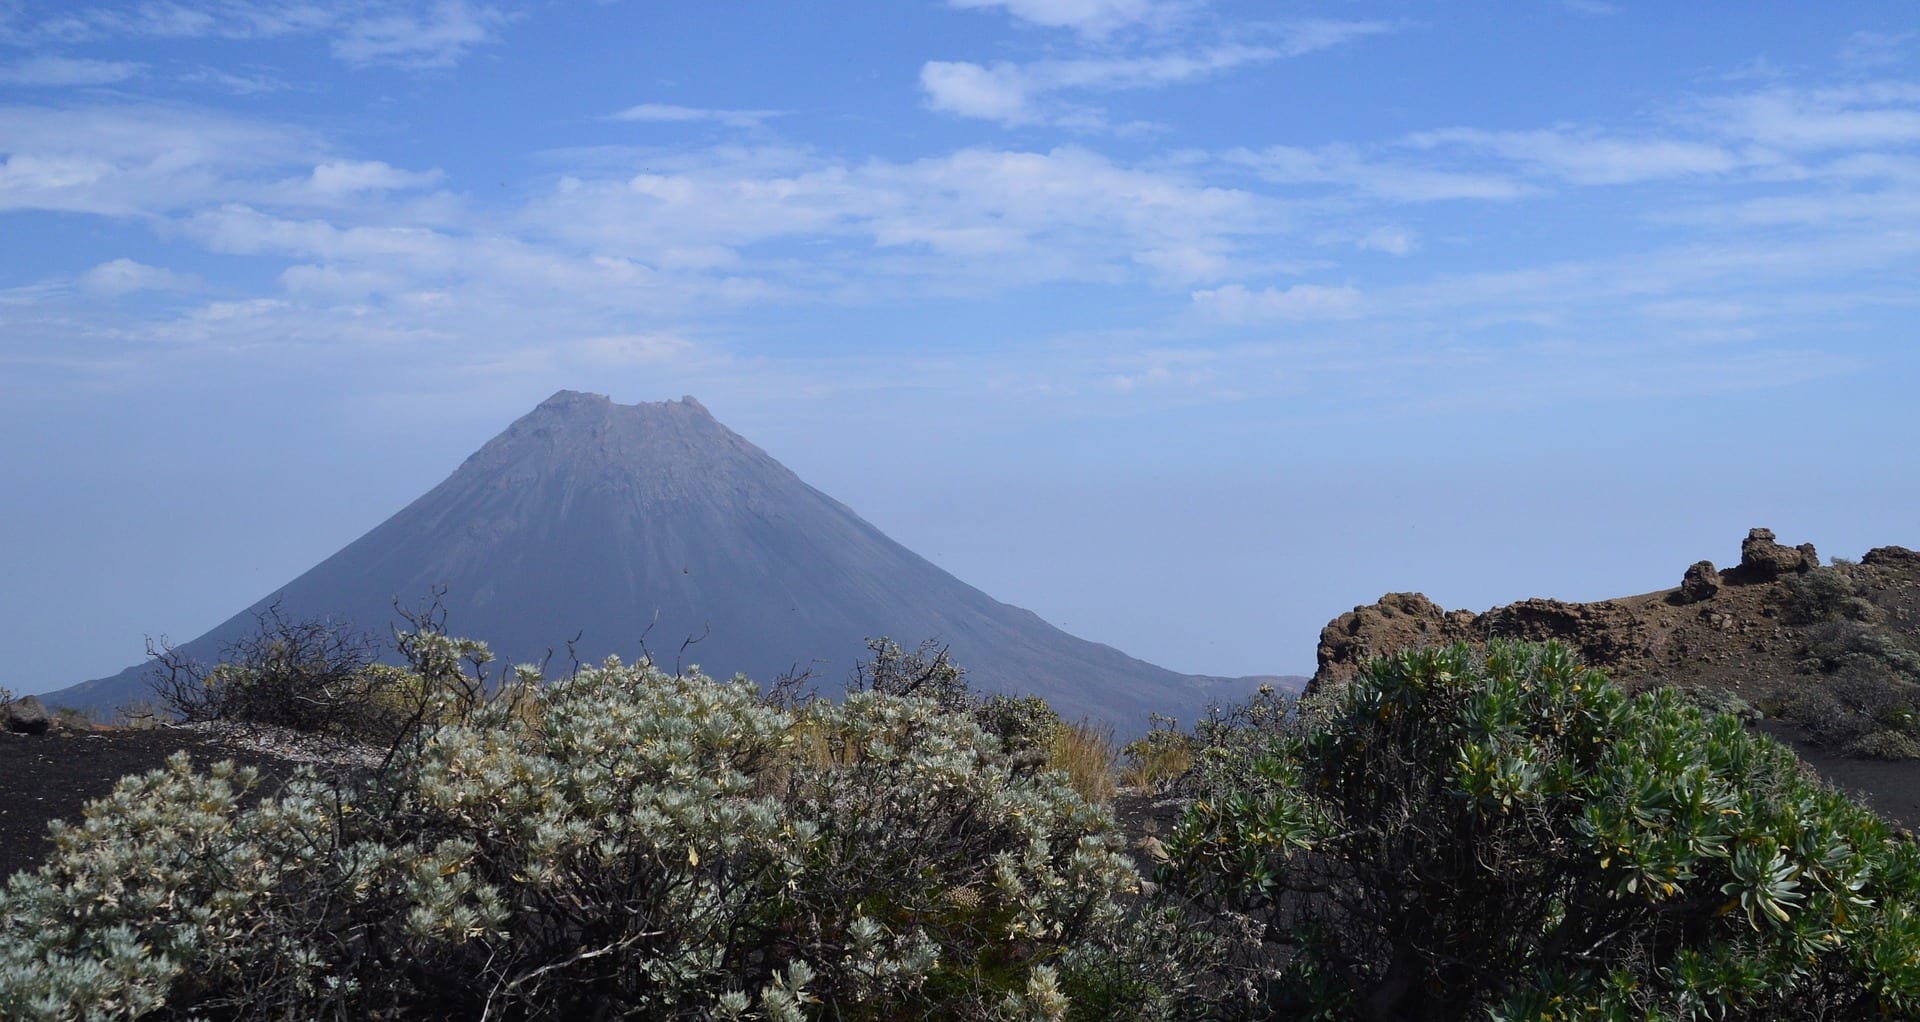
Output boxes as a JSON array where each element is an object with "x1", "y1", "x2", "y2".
[
  {"x1": 1161, "y1": 641, "x2": 1920, "y2": 1021},
  {"x1": 977, "y1": 692, "x2": 1066, "y2": 755},
  {"x1": 2, "y1": 645, "x2": 1192, "y2": 1021},
  {"x1": 1779, "y1": 564, "x2": 1879, "y2": 626}
]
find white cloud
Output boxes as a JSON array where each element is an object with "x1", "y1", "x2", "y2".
[
  {"x1": 1839, "y1": 31, "x2": 1914, "y2": 70},
  {"x1": 1191, "y1": 283, "x2": 1361, "y2": 323},
  {"x1": 81, "y1": 258, "x2": 199, "y2": 294},
  {"x1": 921, "y1": 24, "x2": 1391, "y2": 127},
  {"x1": 332, "y1": 1, "x2": 509, "y2": 70},
  {"x1": 606, "y1": 103, "x2": 784, "y2": 129},
  {"x1": 946, "y1": 0, "x2": 1160, "y2": 38},
  {"x1": 0, "y1": 56, "x2": 142, "y2": 86},
  {"x1": 1356, "y1": 227, "x2": 1415, "y2": 256},
  {"x1": 920, "y1": 61, "x2": 1037, "y2": 123},
  {"x1": 0, "y1": 2, "x2": 506, "y2": 72},
  {"x1": 0, "y1": 104, "x2": 319, "y2": 215},
  {"x1": 178, "y1": 66, "x2": 290, "y2": 94},
  {"x1": 1233, "y1": 144, "x2": 1531, "y2": 202},
  {"x1": 278, "y1": 263, "x2": 405, "y2": 299},
  {"x1": 1702, "y1": 84, "x2": 1920, "y2": 151},
  {"x1": 570, "y1": 333, "x2": 694, "y2": 367},
  {"x1": 1269, "y1": 19, "x2": 1397, "y2": 58},
  {"x1": 522, "y1": 145, "x2": 1271, "y2": 290},
  {"x1": 307, "y1": 160, "x2": 444, "y2": 195},
  {"x1": 1412, "y1": 128, "x2": 1739, "y2": 185}
]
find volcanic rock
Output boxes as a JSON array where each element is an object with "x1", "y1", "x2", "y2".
[
  {"x1": 5, "y1": 695, "x2": 50, "y2": 735},
  {"x1": 1310, "y1": 527, "x2": 1906, "y2": 700},
  {"x1": 1731, "y1": 527, "x2": 1817, "y2": 583},
  {"x1": 1676, "y1": 561, "x2": 1721, "y2": 604}
]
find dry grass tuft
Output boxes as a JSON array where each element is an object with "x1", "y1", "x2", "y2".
[{"x1": 1047, "y1": 718, "x2": 1118, "y2": 804}]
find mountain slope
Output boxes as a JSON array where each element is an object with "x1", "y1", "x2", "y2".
[{"x1": 49, "y1": 392, "x2": 1277, "y2": 728}]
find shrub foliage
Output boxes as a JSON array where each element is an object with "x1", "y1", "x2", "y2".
[
  {"x1": 1162, "y1": 641, "x2": 1920, "y2": 1021},
  {"x1": 1765, "y1": 564, "x2": 1920, "y2": 758},
  {"x1": 15, "y1": 629, "x2": 1920, "y2": 1021},
  {"x1": 3, "y1": 640, "x2": 1195, "y2": 1021}
]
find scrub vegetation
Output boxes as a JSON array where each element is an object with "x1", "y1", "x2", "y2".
[{"x1": 5, "y1": 626, "x2": 1920, "y2": 1021}]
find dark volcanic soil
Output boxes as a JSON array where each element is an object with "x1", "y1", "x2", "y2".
[
  {"x1": 0, "y1": 726, "x2": 289, "y2": 880},
  {"x1": 1756, "y1": 720, "x2": 1920, "y2": 833}
]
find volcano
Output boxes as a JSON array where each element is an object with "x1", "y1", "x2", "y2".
[{"x1": 48, "y1": 392, "x2": 1282, "y2": 728}]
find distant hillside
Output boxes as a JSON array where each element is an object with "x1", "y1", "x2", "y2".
[
  {"x1": 45, "y1": 391, "x2": 1290, "y2": 730},
  {"x1": 1314, "y1": 528, "x2": 1920, "y2": 761}
]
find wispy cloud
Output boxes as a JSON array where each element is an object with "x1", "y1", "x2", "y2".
[
  {"x1": 0, "y1": 55, "x2": 142, "y2": 86},
  {"x1": 0, "y1": 104, "x2": 319, "y2": 215},
  {"x1": 305, "y1": 160, "x2": 444, "y2": 195},
  {"x1": 1409, "y1": 128, "x2": 1739, "y2": 185},
  {"x1": 1697, "y1": 83, "x2": 1920, "y2": 151},
  {"x1": 0, "y1": 1, "x2": 511, "y2": 72},
  {"x1": 1839, "y1": 31, "x2": 1914, "y2": 70},
  {"x1": 523, "y1": 144, "x2": 1272, "y2": 289},
  {"x1": 177, "y1": 65, "x2": 292, "y2": 94},
  {"x1": 922, "y1": 22, "x2": 1392, "y2": 127},
  {"x1": 1191, "y1": 282, "x2": 1361, "y2": 323},
  {"x1": 331, "y1": 1, "x2": 511, "y2": 70},
  {"x1": 946, "y1": 0, "x2": 1165, "y2": 39},
  {"x1": 605, "y1": 103, "x2": 784, "y2": 130},
  {"x1": 1231, "y1": 143, "x2": 1531, "y2": 202},
  {"x1": 81, "y1": 258, "x2": 200, "y2": 294}
]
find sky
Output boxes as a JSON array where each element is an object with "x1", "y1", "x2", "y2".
[{"x1": 3, "y1": 0, "x2": 1918, "y2": 695}]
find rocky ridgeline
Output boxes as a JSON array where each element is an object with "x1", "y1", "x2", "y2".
[{"x1": 1311, "y1": 528, "x2": 1920, "y2": 697}]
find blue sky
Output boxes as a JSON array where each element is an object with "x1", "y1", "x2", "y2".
[{"x1": 3, "y1": 1, "x2": 1917, "y2": 694}]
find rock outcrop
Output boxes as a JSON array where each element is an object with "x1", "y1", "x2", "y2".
[
  {"x1": 4, "y1": 695, "x2": 50, "y2": 735},
  {"x1": 1729, "y1": 527, "x2": 1818, "y2": 584},
  {"x1": 1310, "y1": 528, "x2": 1914, "y2": 698},
  {"x1": 1676, "y1": 561, "x2": 1721, "y2": 604},
  {"x1": 1314, "y1": 592, "x2": 1476, "y2": 688}
]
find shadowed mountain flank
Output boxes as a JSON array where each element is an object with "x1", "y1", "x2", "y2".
[{"x1": 49, "y1": 392, "x2": 1274, "y2": 728}]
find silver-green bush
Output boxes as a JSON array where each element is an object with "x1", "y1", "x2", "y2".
[{"x1": 1, "y1": 647, "x2": 1190, "y2": 1021}]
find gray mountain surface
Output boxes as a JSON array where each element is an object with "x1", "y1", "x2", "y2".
[{"x1": 46, "y1": 392, "x2": 1293, "y2": 729}]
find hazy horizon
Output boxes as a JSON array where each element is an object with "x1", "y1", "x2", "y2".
[{"x1": 3, "y1": 2, "x2": 1917, "y2": 695}]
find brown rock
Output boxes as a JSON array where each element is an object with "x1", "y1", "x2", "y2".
[
  {"x1": 1732, "y1": 527, "x2": 1817, "y2": 583},
  {"x1": 1864, "y1": 546, "x2": 1919, "y2": 568},
  {"x1": 1675, "y1": 560, "x2": 1721, "y2": 604},
  {"x1": 1312, "y1": 592, "x2": 1475, "y2": 694},
  {"x1": 5, "y1": 695, "x2": 50, "y2": 735}
]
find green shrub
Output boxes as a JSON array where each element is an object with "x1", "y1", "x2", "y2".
[
  {"x1": 2, "y1": 648, "x2": 1187, "y2": 1021},
  {"x1": 1766, "y1": 618, "x2": 1920, "y2": 759},
  {"x1": 976, "y1": 692, "x2": 1066, "y2": 756},
  {"x1": 1779, "y1": 565, "x2": 1879, "y2": 626},
  {"x1": 1161, "y1": 641, "x2": 1920, "y2": 1021}
]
